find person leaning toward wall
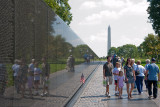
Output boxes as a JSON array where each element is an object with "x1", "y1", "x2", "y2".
[{"x1": 145, "y1": 58, "x2": 160, "y2": 99}]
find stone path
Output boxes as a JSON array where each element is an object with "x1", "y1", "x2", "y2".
[
  {"x1": 74, "y1": 62, "x2": 160, "y2": 107},
  {"x1": 0, "y1": 61, "x2": 100, "y2": 107}
]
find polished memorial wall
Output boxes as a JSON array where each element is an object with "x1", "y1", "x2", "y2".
[{"x1": 0, "y1": 0, "x2": 98, "y2": 106}]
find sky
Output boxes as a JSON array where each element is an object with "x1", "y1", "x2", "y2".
[{"x1": 69, "y1": 0, "x2": 155, "y2": 57}]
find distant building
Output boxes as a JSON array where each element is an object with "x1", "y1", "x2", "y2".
[{"x1": 107, "y1": 25, "x2": 111, "y2": 55}]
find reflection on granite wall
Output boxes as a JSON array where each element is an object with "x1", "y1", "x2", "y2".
[{"x1": 0, "y1": 0, "x2": 98, "y2": 106}]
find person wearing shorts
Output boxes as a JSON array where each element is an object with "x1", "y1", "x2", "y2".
[
  {"x1": 113, "y1": 62, "x2": 121, "y2": 95},
  {"x1": 103, "y1": 56, "x2": 113, "y2": 97},
  {"x1": 34, "y1": 62, "x2": 42, "y2": 95}
]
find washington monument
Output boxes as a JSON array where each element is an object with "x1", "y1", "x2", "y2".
[{"x1": 107, "y1": 25, "x2": 111, "y2": 55}]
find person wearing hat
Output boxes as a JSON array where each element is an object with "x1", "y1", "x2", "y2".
[{"x1": 145, "y1": 58, "x2": 160, "y2": 99}]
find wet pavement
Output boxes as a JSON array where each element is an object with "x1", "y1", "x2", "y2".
[
  {"x1": 0, "y1": 61, "x2": 100, "y2": 107},
  {"x1": 73, "y1": 62, "x2": 160, "y2": 107}
]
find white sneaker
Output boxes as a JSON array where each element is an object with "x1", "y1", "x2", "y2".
[
  {"x1": 108, "y1": 94, "x2": 111, "y2": 97},
  {"x1": 44, "y1": 92, "x2": 49, "y2": 96},
  {"x1": 41, "y1": 93, "x2": 44, "y2": 97}
]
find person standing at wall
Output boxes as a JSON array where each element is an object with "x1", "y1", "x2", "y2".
[
  {"x1": 18, "y1": 59, "x2": 28, "y2": 98},
  {"x1": 28, "y1": 59, "x2": 35, "y2": 97},
  {"x1": 41, "y1": 57, "x2": 50, "y2": 97},
  {"x1": 12, "y1": 59, "x2": 20, "y2": 93},
  {"x1": 135, "y1": 60, "x2": 145, "y2": 95},
  {"x1": 70, "y1": 55, "x2": 75, "y2": 72},
  {"x1": 145, "y1": 58, "x2": 160, "y2": 99},
  {"x1": 103, "y1": 56, "x2": 113, "y2": 97},
  {"x1": 34, "y1": 62, "x2": 42, "y2": 95}
]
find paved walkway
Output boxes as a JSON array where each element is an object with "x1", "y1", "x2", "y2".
[
  {"x1": 0, "y1": 61, "x2": 100, "y2": 107},
  {"x1": 74, "y1": 62, "x2": 160, "y2": 107}
]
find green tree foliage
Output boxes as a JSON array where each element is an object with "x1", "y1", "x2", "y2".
[
  {"x1": 73, "y1": 45, "x2": 98, "y2": 59},
  {"x1": 109, "y1": 44, "x2": 138, "y2": 58},
  {"x1": 147, "y1": 0, "x2": 160, "y2": 36},
  {"x1": 140, "y1": 34, "x2": 160, "y2": 57},
  {"x1": 44, "y1": 0, "x2": 72, "y2": 25},
  {"x1": 108, "y1": 47, "x2": 118, "y2": 56}
]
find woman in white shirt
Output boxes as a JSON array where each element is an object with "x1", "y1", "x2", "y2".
[{"x1": 135, "y1": 60, "x2": 145, "y2": 95}]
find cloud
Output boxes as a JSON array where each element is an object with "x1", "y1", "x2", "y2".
[
  {"x1": 100, "y1": 0, "x2": 130, "y2": 8},
  {"x1": 79, "y1": 0, "x2": 148, "y2": 26},
  {"x1": 69, "y1": 0, "x2": 154, "y2": 57},
  {"x1": 79, "y1": 10, "x2": 118, "y2": 25},
  {"x1": 112, "y1": 36, "x2": 144, "y2": 47},
  {"x1": 80, "y1": 1, "x2": 97, "y2": 9}
]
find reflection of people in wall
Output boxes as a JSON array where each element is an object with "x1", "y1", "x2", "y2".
[
  {"x1": 18, "y1": 59, "x2": 28, "y2": 98},
  {"x1": 12, "y1": 59, "x2": 20, "y2": 93},
  {"x1": 41, "y1": 57, "x2": 50, "y2": 97},
  {"x1": 70, "y1": 55, "x2": 75, "y2": 71},
  {"x1": 0, "y1": 61, "x2": 7, "y2": 97},
  {"x1": 66, "y1": 55, "x2": 75, "y2": 72}
]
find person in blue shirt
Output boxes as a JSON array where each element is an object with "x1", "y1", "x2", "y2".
[{"x1": 145, "y1": 58, "x2": 160, "y2": 99}]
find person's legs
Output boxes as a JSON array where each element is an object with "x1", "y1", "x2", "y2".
[
  {"x1": 119, "y1": 88, "x2": 122, "y2": 98},
  {"x1": 126, "y1": 83, "x2": 130, "y2": 98},
  {"x1": 130, "y1": 83, "x2": 134, "y2": 98},
  {"x1": 106, "y1": 77, "x2": 109, "y2": 95},
  {"x1": 145, "y1": 80, "x2": 148, "y2": 90},
  {"x1": 121, "y1": 87, "x2": 123, "y2": 97},
  {"x1": 136, "y1": 76, "x2": 141, "y2": 93},
  {"x1": 153, "y1": 81, "x2": 158, "y2": 98},
  {"x1": 148, "y1": 80, "x2": 152, "y2": 97},
  {"x1": 140, "y1": 76, "x2": 144, "y2": 93},
  {"x1": 115, "y1": 80, "x2": 118, "y2": 94},
  {"x1": 106, "y1": 85, "x2": 109, "y2": 94}
]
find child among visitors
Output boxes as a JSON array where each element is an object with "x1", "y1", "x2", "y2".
[
  {"x1": 34, "y1": 62, "x2": 42, "y2": 95},
  {"x1": 117, "y1": 71, "x2": 124, "y2": 99},
  {"x1": 113, "y1": 62, "x2": 121, "y2": 96}
]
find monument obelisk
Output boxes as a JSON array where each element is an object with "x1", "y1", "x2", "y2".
[{"x1": 107, "y1": 25, "x2": 111, "y2": 55}]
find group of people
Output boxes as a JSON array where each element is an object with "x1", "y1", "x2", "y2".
[
  {"x1": 12, "y1": 58, "x2": 50, "y2": 98},
  {"x1": 103, "y1": 56, "x2": 160, "y2": 99}
]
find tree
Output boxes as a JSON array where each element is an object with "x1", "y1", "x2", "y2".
[
  {"x1": 108, "y1": 47, "x2": 118, "y2": 56},
  {"x1": 117, "y1": 44, "x2": 138, "y2": 58},
  {"x1": 147, "y1": 0, "x2": 160, "y2": 36},
  {"x1": 44, "y1": 0, "x2": 72, "y2": 25},
  {"x1": 141, "y1": 34, "x2": 158, "y2": 57}
]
